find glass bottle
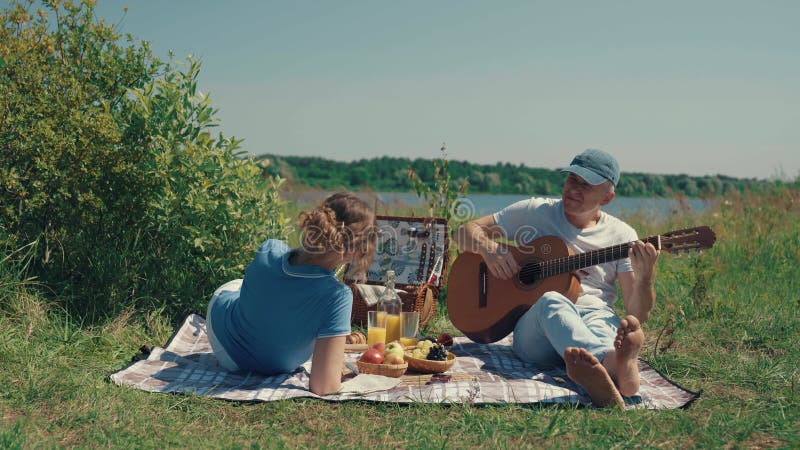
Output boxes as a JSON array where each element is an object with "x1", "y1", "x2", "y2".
[{"x1": 378, "y1": 270, "x2": 403, "y2": 344}]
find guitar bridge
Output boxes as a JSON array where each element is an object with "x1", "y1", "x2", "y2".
[{"x1": 479, "y1": 263, "x2": 488, "y2": 308}]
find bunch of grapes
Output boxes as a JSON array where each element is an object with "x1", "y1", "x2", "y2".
[
  {"x1": 426, "y1": 343, "x2": 447, "y2": 361},
  {"x1": 411, "y1": 340, "x2": 436, "y2": 359}
]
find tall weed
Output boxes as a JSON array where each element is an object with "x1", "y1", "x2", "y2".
[{"x1": 407, "y1": 144, "x2": 471, "y2": 229}]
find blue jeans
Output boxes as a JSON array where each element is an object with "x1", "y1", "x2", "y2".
[
  {"x1": 206, "y1": 279, "x2": 243, "y2": 372},
  {"x1": 511, "y1": 291, "x2": 621, "y2": 366}
]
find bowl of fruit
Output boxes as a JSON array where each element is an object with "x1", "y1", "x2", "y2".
[
  {"x1": 356, "y1": 342, "x2": 408, "y2": 378},
  {"x1": 404, "y1": 339, "x2": 456, "y2": 374}
]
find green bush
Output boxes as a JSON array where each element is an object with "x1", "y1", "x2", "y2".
[{"x1": 1, "y1": 1, "x2": 288, "y2": 319}]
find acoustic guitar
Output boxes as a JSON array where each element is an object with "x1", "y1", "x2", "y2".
[{"x1": 446, "y1": 226, "x2": 716, "y2": 343}]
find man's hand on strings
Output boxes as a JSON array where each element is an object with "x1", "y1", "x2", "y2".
[{"x1": 480, "y1": 244, "x2": 520, "y2": 280}]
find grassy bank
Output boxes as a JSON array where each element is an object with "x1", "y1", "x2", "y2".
[{"x1": 1, "y1": 188, "x2": 798, "y2": 448}]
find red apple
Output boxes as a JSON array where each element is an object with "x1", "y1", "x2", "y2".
[
  {"x1": 372, "y1": 342, "x2": 385, "y2": 353},
  {"x1": 359, "y1": 348, "x2": 384, "y2": 364}
]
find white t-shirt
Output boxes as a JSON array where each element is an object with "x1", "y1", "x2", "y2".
[{"x1": 493, "y1": 197, "x2": 638, "y2": 309}]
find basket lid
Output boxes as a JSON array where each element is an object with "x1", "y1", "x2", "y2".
[{"x1": 345, "y1": 215, "x2": 449, "y2": 288}]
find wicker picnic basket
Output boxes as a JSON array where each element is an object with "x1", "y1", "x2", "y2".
[
  {"x1": 356, "y1": 361, "x2": 408, "y2": 378},
  {"x1": 350, "y1": 283, "x2": 440, "y2": 327},
  {"x1": 403, "y1": 351, "x2": 456, "y2": 374},
  {"x1": 346, "y1": 215, "x2": 449, "y2": 329}
]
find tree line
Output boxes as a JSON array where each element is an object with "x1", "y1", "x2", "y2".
[{"x1": 256, "y1": 154, "x2": 770, "y2": 197}]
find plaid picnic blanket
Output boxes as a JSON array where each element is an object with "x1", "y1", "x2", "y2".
[{"x1": 110, "y1": 314, "x2": 699, "y2": 408}]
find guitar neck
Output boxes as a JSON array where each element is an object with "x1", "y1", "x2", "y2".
[{"x1": 536, "y1": 235, "x2": 661, "y2": 278}]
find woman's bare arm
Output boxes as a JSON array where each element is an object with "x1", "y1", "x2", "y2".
[{"x1": 308, "y1": 335, "x2": 346, "y2": 395}]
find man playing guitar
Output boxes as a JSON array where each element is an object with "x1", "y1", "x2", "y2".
[{"x1": 454, "y1": 149, "x2": 660, "y2": 408}]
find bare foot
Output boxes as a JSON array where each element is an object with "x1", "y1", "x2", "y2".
[
  {"x1": 611, "y1": 315, "x2": 644, "y2": 396},
  {"x1": 564, "y1": 347, "x2": 624, "y2": 408}
]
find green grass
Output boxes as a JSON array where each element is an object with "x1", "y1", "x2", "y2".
[{"x1": 1, "y1": 188, "x2": 799, "y2": 448}]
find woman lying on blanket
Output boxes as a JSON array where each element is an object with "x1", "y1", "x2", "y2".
[{"x1": 206, "y1": 192, "x2": 376, "y2": 395}]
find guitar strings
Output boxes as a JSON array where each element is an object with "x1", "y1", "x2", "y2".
[
  {"x1": 516, "y1": 242, "x2": 635, "y2": 281},
  {"x1": 517, "y1": 235, "x2": 663, "y2": 280},
  {"x1": 516, "y1": 234, "x2": 695, "y2": 282}
]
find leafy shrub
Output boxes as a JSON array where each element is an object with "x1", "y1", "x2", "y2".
[
  {"x1": 1, "y1": 1, "x2": 288, "y2": 319},
  {"x1": 114, "y1": 59, "x2": 289, "y2": 316}
]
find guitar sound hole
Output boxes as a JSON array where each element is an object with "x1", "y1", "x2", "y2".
[{"x1": 517, "y1": 261, "x2": 542, "y2": 286}]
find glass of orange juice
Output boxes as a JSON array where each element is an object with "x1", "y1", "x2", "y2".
[
  {"x1": 367, "y1": 310, "x2": 386, "y2": 347},
  {"x1": 399, "y1": 311, "x2": 420, "y2": 348}
]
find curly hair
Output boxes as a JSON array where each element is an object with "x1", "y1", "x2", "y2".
[{"x1": 298, "y1": 192, "x2": 377, "y2": 277}]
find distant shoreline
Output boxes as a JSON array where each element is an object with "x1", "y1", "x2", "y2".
[
  {"x1": 258, "y1": 153, "x2": 771, "y2": 198},
  {"x1": 281, "y1": 189, "x2": 712, "y2": 219}
]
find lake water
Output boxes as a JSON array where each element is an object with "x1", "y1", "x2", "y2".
[{"x1": 284, "y1": 190, "x2": 711, "y2": 220}]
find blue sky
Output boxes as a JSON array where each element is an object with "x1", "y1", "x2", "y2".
[{"x1": 25, "y1": 1, "x2": 800, "y2": 178}]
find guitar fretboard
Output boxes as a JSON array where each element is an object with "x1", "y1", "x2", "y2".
[{"x1": 519, "y1": 235, "x2": 661, "y2": 283}]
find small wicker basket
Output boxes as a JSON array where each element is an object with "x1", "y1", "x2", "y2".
[
  {"x1": 404, "y1": 351, "x2": 456, "y2": 374},
  {"x1": 356, "y1": 360, "x2": 408, "y2": 378}
]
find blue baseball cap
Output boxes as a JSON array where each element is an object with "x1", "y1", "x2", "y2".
[{"x1": 561, "y1": 148, "x2": 620, "y2": 186}]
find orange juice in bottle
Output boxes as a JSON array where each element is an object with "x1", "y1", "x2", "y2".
[{"x1": 378, "y1": 270, "x2": 402, "y2": 344}]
